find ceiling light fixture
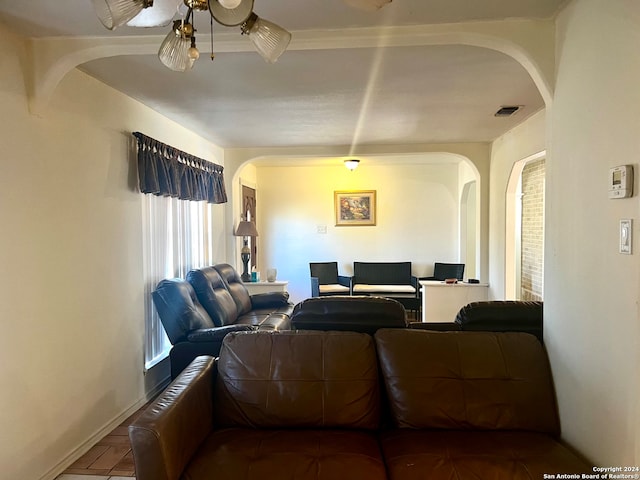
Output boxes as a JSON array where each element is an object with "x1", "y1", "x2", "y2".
[
  {"x1": 158, "y1": 19, "x2": 198, "y2": 71},
  {"x1": 344, "y1": 159, "x2": 360, "y2": 171},
  {"x1": 240, "y1": 12, "x2": 291, "y2": 64},
  {"x1": 93, "y1": 0, "x2": 292, "y2": 70},
  {"x1": 218, "y1": 0, "x2": 242, "y2": 8},
  {"x1": 93, "y1": 0, "x2": 154, "y2": 30}
]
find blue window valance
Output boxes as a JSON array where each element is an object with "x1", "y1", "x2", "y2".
[{"x1": 133, "y1": 131, "x2": 227, "y2": 204}]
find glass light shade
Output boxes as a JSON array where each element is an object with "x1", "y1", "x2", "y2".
[
  {"x1": 127, "y1": 0, "x2": 181, "y2": 27},
  {"x1": 93, "y1": 0, "x2": 148, "y2": 30},
  {"x1": 344, "y1": 159, "x2": 360, "y2": 171},
  {"x1": 158, "y1": 23, "x2": 194, "y2": 72},
  {"x1": 218, "y1": 0, "x2": 242, "y2": 8},
  {"x1": 244, "y1": 15, "x2": 292, "y2": 63}
]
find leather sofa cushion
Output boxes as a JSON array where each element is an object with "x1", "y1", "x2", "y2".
[
  {"x1": 213, "y1": 263, "x2": 253, "y2": 316},
  {"x1": 234, "y1": 311, "x2": 291, "y2": 330},
  {"x1": 214, "y1": 331, "x2": 380, "y2": 429},
  {"x1": 380, "y1": 430, "x2": 591, "y2": 480},
  {"x1": 186, "y1": 324, "x2": 255, "y2": 342},
  {"x1": 183, "y1": 429, "x2": 386, "y2": 480},
  {"x1": 187, "y1": 267, "x2": 239, "y2": 326},
  {"x1": 152, "y1": 279, "x2": 216, "y2": 343},
  {"x1": 375, "y1": 329, "x2": 560, "y2": 434}
]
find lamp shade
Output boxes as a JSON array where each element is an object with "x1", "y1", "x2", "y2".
[
  {"x1": 93, "y1": 0, "x2": 149, "y2": 30},
  {"x1": 241, "y1": 13, "x2": 292, "y2": 63},
  {"x1": 158, "y1": 21, "x2": 195, "y2": 72},
  {"x1": 234, "y1": 220, "x2": 259, "y2": 237}
]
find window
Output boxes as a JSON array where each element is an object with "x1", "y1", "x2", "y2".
[{"x1": 141, "y1": 194, "x2": 216, "y2": 370}]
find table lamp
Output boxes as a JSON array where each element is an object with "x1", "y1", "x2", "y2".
[{"x1": 234, "y1": 220, "x2": 259, "y2": 281}]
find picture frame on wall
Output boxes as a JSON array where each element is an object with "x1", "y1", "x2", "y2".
[{"x1": 334, "y1": 190, "x2": 377, "y2": 226}]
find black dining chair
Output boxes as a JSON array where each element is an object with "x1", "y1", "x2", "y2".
[
  {"x1": 422, "y1": 262, "x2": 465, "y2": 281},
  {"x1": 309, "y1": 262, "x2": 351, "y2": 297}
]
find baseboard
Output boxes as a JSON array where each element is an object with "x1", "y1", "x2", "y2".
[{"x1": 40, "y1": 374, "x2": 171, "y2": 480}]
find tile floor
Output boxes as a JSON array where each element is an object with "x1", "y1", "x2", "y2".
[
  {"x1": 54, "y1": 403, "x2": 149, "y2": 480},
  {"x1": 56, "y1": 476, "x2": 133, "y2": 480}
]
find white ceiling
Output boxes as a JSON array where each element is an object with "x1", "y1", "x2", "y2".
[{"x1": 0, "y1": 0, "x2": 566, "y2": 149}]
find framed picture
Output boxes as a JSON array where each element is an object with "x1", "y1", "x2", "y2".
[{"x1": 335, "y1": 190, "x2": 377, "y2": 226}]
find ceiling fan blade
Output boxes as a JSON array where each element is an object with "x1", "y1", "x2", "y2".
[
  {"x1": 127, "y1": 0, "x2": 182, "y2": 27},
  {"x1": 344, "y1": 0, "x2": 392, "y2": 11}
]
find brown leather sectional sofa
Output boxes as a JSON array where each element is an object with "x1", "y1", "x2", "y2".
[{"x1": 129, "y1": 329, "x2": 591, "y2": 480}]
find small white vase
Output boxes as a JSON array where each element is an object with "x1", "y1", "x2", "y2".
[{"x1": 266, "y1": 268, "x2": 277, "y2": 282}]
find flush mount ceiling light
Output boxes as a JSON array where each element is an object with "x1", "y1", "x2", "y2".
[
  {"x1": 93, "y1": 0, "x2": 390, "y2": 70},
  {"x1": 344, "y1": 159, "x2": 360, "y2": 171}
]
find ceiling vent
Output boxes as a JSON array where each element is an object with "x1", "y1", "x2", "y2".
[{"x1": 495, "y1": 105, "x2": 522, "y2": 117}]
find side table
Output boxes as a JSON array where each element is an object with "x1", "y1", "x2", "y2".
[{"x1": 243, "y1": 281, "x2": 288, "y2": 295}]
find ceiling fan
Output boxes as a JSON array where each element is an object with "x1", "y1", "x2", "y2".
[{"x1": 92, "y1": 0, "x2": 391, "y2": 70}]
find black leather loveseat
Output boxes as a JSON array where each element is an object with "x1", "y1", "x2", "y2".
[{"x1": 152, "y1": 263, "x2": 293, "y2": 378}]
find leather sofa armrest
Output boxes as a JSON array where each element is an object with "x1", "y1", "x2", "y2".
[
  {"x1": 250, "y1": 291, "x2": 291, "y2": 308},
  {"x1": 129, "y1": 356, "x2": 216, "y2": 480},
  {"x1": 187, "y1": 325, "x2": 254, "y2": 342}
]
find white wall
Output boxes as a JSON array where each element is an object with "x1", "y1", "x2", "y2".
[
  {"x1": 0, "y1": 25, "x2": 226, "y2": 480},
  {"x1": 253, "y1": 161, "x2": 462, "y2": 303},
  {"x1": 545, "y1": 0, "x2": 640, "y2": 463}
]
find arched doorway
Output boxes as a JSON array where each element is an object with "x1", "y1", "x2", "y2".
[{"x1": 505, "y1": 151, "x2": 546, "y2": 300}]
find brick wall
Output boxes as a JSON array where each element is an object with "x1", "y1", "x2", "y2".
[{"x1": 521, "y1": 159, "x2": 545, "y2": 301}]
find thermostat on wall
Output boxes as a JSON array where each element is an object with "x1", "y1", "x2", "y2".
[{"x1": 609, "y1": 165, "x2": 633, "y2": 199}]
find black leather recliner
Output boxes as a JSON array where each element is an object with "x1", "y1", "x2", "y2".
[
  {"x1": 153, "y1": 263, "x2": 293, "y2": 378},
  {"x1": 291, "y1": 296, "x2": 408, "y2": 335},
  {"x1": 455, "y1": 300, "x2": 543, "y2": 342},
  {"x1": 410, "y1": 300, "x2": 543, "y2": 343}
]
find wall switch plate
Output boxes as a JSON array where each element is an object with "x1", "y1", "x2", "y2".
[
  {"x1": 317, "y1": 225, "x2": 327, "y2": 234},
  {"x1": 620, "y1": 219, "x2": 632, "y2": 254}
]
